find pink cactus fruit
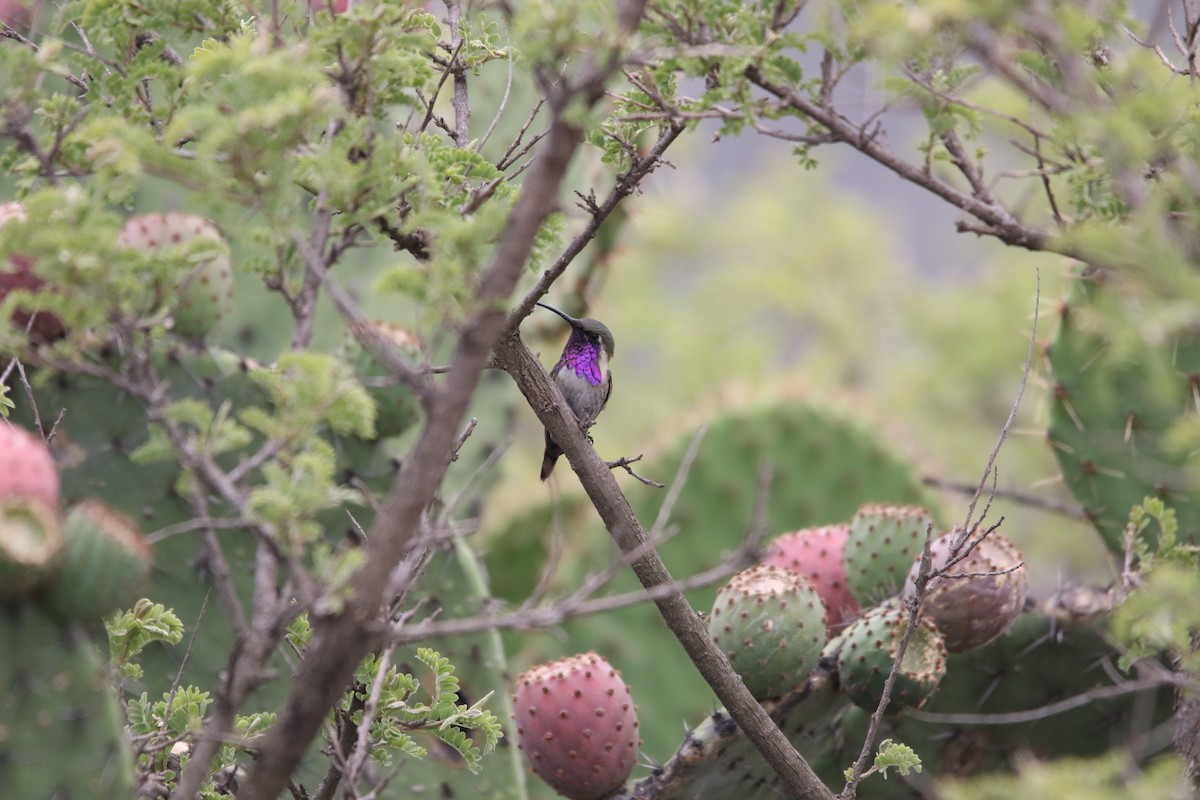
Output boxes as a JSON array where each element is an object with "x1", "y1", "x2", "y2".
[
  {"x1": 0, "y1": 423, "x2": 59, "y2": 512},
  {"x1": 763, "y1": 524, "x2": 860, "y2": 633},
  {"x1": 0, "y1": 424, "x2": 62, "y2": 599},
  {"x1": 513, "y1": 652, "x2": 639, "y2": 800}
]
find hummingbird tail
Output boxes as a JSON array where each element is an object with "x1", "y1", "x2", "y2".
[{"x1": 540, "y1": 433, "x2": 562, "y2": 481}]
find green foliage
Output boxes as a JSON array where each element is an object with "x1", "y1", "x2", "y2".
[
  {"x1": 128, "y1": 686, "x2": 213, "y2": 739},
  {"x1": 846, "y1": 739, "x2": 922, "y2": 783},
  {"x1": 1111, "y1": 500, "x2": 1200, "y2": 673},
  {"x1": 342, "y1": 647, "x2": 503, "y2": 775},
  {"x1": 106, "y1": 599, "x2": 186, "y2": 681},
  {"x1": 0, "y1": 380, "x2": 13, "y2": 417},
  {"x1": 1112, "y1": 562, "x2": 1200, "y2": 674},
  {"x1": 1126, "y1": 497, "x2": 1190, "y2": 569}
]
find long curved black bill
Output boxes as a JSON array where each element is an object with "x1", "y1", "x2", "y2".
[{"x1": 535, "y1": 301, "x2": 580, "y2": 326}]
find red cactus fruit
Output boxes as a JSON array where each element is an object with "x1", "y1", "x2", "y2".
[
  {"x1": 763, "y1": 524, "x2": 860, "y2": 633},
  {"x1": 0, "y1": 424, "x2": 59, "y2": 512},
  {"x1": 0, "y1": 1, "x2": 30, "y2": 30},
  {"x1": 0, "y1": 202, "x2": 65, "y2": 341},
  {"x1": 512, "y1": 652, "x2": 639, "y2": 800}
]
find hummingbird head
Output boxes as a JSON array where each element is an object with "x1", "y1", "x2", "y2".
[{"x1": 536, "y1": 302, "x2": 615, "y2": 358}]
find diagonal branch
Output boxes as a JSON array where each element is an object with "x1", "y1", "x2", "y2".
[
  {"x1": 494, "y1": 332, "x2": 835, "y2": 800},
  {"x1": 745, "y1": 66, "x2": 1058, "y2": 255}
]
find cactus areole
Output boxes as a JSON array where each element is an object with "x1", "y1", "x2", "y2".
[{"x1": 512, "y1": 652, "x2": 639, "y2": 800}]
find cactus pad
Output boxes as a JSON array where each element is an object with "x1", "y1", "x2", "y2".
[
  {"x1": 844, "y1": 504, "x2": 933, "y2": 606},
  {"x1": 835, "y1": 599, "x2": 946, "y2": 712},
  {"x1": 905, "y1": 530, "x2": 1028, "y2": 652},
  {"x1": 1045, "y1": 266, "x2": 1200, "y2": 552},
  {"x1": 763, "y1": 524, "x2": 860, "y2": 633},
  {"x1": 0, "y1": 605, "x2": 135, "y2": 798},
  {"x1": 708, "y1": 564, "x2": 827, "y2": 699},
  {"x1": 513, "y1": 652, "x2": 639, "y2": 800},
  {"x1": 38, "y1": 499, "x2": 153, "y2": 622}
]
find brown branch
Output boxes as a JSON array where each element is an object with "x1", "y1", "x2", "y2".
[
  {"x1": 495, "y1": 333, "x2": 834, "y2": 800},
  {"x1": 233, "y1": 4, "x2": 654, "y2": 797},
  {"x1": 745, "y1": 66, "x2": 1057, "y2": 254},
  {"x1": 906, "y1": 674, "x2": 1192, "y2": 726},
  {"x1": 921, "y1": 474, "x2": 1086, "y2": 518},
  {"x1": 606, "y1": 453, "x2": 665, "y2": 487}
]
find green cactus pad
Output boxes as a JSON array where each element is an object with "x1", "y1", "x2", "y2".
[
  {"x1": 708, "y1": 564, "x2": 827, "y2": 699},
  {"x1": 835, "y1": 599, "x2": 946, "y2": 712},
  {"x1": 37, "y1": 499, "x2": 153, "y2": 622},
  {"x1": 0, "y1": 605, "x2": 135, "y2": 798},
  {"x1": 1046, "y1": 266, "x2": 1200, "y2": 552},
  {"x1": 844, "y1": 503, "x2": 933, "y2": 606},
  {"x1": 0, "y1": 498, "x2": 62, "y2": 601}
]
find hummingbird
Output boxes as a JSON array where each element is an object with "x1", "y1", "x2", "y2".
[{"x1": 536, "y1": 302, "x2": 615, "y2": 481}]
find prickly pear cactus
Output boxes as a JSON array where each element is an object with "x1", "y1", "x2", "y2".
[
  {"x1": 904, "y1": 530, "x2": 1028, "y2": 653},
  {"x1": 613, "y1": 669, "x2": 847, "y2": 800},
  {"x1": 834, "y1": 598, "x2": 947, "y2": 713},
  {"x1": 0, "y1": 423, "x2": 62, "y2": 599},
  {"x1": 8, "y1": 347, "x2": 263, "y2": 690},
  {"x1": 823, "y1": 606, "x2": 1176, "y2": 799},
  {"x1": 489, "y1": 399, "x2": 933, "y2": 757},
  {"x1": 844, "y1": 504, "x2": 934, "y2": 606},
  {"x1": 763, "y1": 524, "x2": 860, "y2": 633},
  {"x1": 1046, "y1": 266, "x2": 1200, "y2": 552},
  {"x1": 513, "y1": 652, "x2": 640, "y2": 800},
  {"x1": 708, "y1": 564, "x2": 827, "y2": 699},
  {"x1": 0, "y1": 597, "x2": 135, "y2": 799}
]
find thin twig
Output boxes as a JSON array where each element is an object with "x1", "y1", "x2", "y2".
[{"x1": 921, "y1": 474, "x2": 1085, "y2": 518}]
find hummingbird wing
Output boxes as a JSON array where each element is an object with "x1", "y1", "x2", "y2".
[{"x1": 601, "y1": 370, "x2": 612, "y2": 415}]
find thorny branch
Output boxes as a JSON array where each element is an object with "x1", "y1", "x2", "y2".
[
  {"x1": 840, "y1": 273, "x2": 1041, "y2": 800},
  {"x1": 495, "y1": 333, "x2": 835, "y2": 800}
]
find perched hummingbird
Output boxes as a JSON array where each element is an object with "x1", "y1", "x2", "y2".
[{"x1": 536, "y1": 302, "x2": 615, "y2": 481}]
